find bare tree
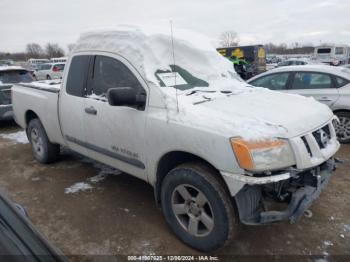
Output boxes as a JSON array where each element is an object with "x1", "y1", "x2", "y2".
[
  {"x1": 219, "y1": 31, "x2": 239, "y2": 47},
  {"x1": 45, "y1": 43, "x2": 65, "y2": 58},
  {"x1": 26, "y1": 43, "x2": 44, "y2": 58}
]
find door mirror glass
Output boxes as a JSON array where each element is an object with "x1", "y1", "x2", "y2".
[{"x1": 107, "y1": 87, "x2": 146, "y2": 109}]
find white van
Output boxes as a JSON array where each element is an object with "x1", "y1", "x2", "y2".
[
  {"x1": 314, "y1": 45, "x2": 350, "y2": 66},
  {"x1": 27, "y1": 58, "x2": 50, "y2": 65},
  {"x1": 49, "y1": 57, "x2": 67, "y2": 63}
]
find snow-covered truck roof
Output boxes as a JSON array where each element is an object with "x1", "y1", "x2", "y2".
[{"x1": 73, "y1": 26, "x2": 242, "y2": 89}]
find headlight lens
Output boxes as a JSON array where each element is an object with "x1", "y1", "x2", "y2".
[{"x1": 230, "y1": 138, "x2": 295, "y2": 171}]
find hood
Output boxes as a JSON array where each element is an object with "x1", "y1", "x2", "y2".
[{"x1": 164, "y1": 88, "x2": 333, "y2": 140}]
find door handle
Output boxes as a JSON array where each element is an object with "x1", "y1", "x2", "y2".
[
  {"x1": 318, "y1": 97, "x2": 332, "y2": 102},
  {"x1": 85, "y1": 106, "x2": 97, "y2": 115}
]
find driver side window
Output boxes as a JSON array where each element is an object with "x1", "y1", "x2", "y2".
[
  {"x1": 89, "y1": 55, "x2": 143, "y2": 97},
  {"x1": 250, "y1": 73, "x2": 290, "y2": 90}
]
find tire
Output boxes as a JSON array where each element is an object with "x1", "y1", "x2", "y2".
[
  {"x1": 161, "y1": 162, "x2": 237, "y2": 252},
  {"x1": 46, "y1": 75, "x2": 51, "y2": 80},
  {"x1": 334, "y1": 112, "x2": 350, "y2": 144},
  {"x1": 27, "y1": 118, "x2": 60, "y2": 164}
]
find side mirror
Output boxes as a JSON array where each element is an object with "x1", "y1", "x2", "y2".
[{"x1": 107, "y1": 87, "x2": 146, "y2": 109}]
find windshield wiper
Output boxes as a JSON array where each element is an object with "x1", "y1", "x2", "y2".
[
  {"x1": 187, "y1": 90, "x2": 233, "y2": 96},
  {"x1": 186, "y1": 90, "x2": 216, "y2": 96},
  {"x1": 193, "y1": 95, "x2": 213, "y2": 105}
]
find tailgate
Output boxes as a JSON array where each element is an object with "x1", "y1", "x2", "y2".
[{"x1": 12, "y1": 83, "x2": 65, "y2": 145}]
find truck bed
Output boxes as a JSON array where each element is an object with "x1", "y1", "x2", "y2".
[{"x1": 12, "y1": 80, "x2": 65, "y2": 145}]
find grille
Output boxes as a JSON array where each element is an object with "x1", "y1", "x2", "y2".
[
  {"x1": 312, "y1": 125, "x2": 331, "y2": 149},
  {"x1": 290, "y1": 120, "x2": 338, "y2": 169}
]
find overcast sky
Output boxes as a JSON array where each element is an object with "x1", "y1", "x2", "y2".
[{"x1": 0, "y1": 0, "x2": 349, "y2": 52}]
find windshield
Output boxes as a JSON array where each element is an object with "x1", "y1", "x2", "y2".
[
  {"x1": 0, "y1": 70, "x2": 34, "y2": 84},
  {"x1": 317, "y1": 48, "x2": 331, "y2": 54}
]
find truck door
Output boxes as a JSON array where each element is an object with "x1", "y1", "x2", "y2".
[
  {"x1": 286, "y1": 72, "x2": 340, "y2": 108},
  {"x1": 83, "y1": 53, "x2": 148, "y2": 181},
  {"x1": 59, "y1": 55, "x2": 92, "y2": 155}
]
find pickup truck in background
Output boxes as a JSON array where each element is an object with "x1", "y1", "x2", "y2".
[{"x1": 12, "y1": 27, "x2": 340, "y2": 252}]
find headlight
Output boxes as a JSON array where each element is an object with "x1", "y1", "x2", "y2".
[{"x1": 230, "y1": 138, "x2": 295, "y2": 172}]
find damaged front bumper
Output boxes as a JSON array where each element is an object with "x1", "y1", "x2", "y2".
[{"x1": 222, "y1": 158, "x2": 336, "y2": 225}]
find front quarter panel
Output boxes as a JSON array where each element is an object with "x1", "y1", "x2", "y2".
[{"x1": 145, "y1": 106, "x2": 243, "y2": 186}]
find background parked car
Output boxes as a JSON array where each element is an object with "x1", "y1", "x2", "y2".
[
  {"x1": 0, "y1": 66, "x2": 34, "y2": 120},
  {"x1": 33, "y1": 63, "x2": 65, "y2": 80},
  {"x1": 248, "y1": 65, "x2": 350, "y2": 143},
  {"x1": 277, "y1": 58, "x2": 310, "y2": 67}
]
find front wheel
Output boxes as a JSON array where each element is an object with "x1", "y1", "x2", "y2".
[
  {"x1": 27, "y1": 118, "x2": 60, "y2": 163},
  {"x1": 334, "y1": 112, "x2": 350, "y2": 143},
  {"x1": 161, "y1": 162, "x2": 237, "y2": 252}
]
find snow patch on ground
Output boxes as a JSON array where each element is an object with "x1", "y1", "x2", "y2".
[
  {"x1": 88, "y1": 173, "x2": 108, "y2": 183},
  {"x1": 65, "y1": 156, "x2": 122, "y2": 194},
  {"x1": 0, "y1": 131, "x2": 29, "y2": 144},
  {"x1": 65, "y1": 182, "x2": 93, "y2": 194},
  {"x1": 323, "y1": 240, "x2": 333, "y2": 246}
]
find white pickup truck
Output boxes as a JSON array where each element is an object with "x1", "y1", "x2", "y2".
[{"x1": 12, "y1": 27, "x2": 340, "y2": 252}]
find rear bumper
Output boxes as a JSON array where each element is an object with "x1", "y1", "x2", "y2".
[
  {"x1": 0, "y1": 104, "x2": 13, "y2": 120},
  {"x1": 234, "y1": 158, "x2": 335, "y2": 225}
]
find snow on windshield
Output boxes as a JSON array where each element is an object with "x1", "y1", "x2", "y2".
[{"x1": 74, "y1": 25, "x2": 243, "y2": 90}]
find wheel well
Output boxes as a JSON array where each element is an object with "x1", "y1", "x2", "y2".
[
  {"x1": 333, "y1": 109, "x2": 350, "y2": 115},
  {"x1": 25, "y1": 110, "x2": 39, "y2": 126},
  {"x1": 154, "y1": 151, "x2": 227, "y2": 206}
]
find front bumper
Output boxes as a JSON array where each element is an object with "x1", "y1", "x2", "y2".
[
  {"x1": 0, "y1": 104, "x2": 13, "y2": 120},
  {"x1": 234, "y1": 158, "x2": 335, "y2": 225}
]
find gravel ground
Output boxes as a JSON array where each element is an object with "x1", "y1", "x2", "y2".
[{"x1": 0, "y1": 120, "x2": 349, "y2": 261}]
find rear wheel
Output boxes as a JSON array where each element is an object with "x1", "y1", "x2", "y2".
[
  {"x1": 161, "y1": 162, "x2": 237, "y2": 251},
  {"x1": 27, "y1": 118, "x2": 60, "y2": 163},
  {"x1": 334, "y1": 112, "x2": 350, "y2": 143}
]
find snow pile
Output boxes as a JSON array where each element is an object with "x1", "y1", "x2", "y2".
[
  {"x1": 0, "y1": 131, "x2": 29, "y2": 144},
  {"x1": 159, "y1": 86, "x2": 332, "y2": 140},
  {"x1": 20, "y1": 80, "x2": 61, "y2": 91},
  {"x1": 74, "y1": 25, "x2": 240, "y2": 88},
  {"x1": 86, "y1": 93, "x2": 107, "y2": 102},
  {"x1": 65, "y1": 182, "x2": 93, "y2": 194},
  {"x1": 74, "y1": 26, "x2": 333, "y2": 141}
]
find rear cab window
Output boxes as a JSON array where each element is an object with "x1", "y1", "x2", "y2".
[{"x1": 66, "y1": 55, "x2": 91, "y2": 97}]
